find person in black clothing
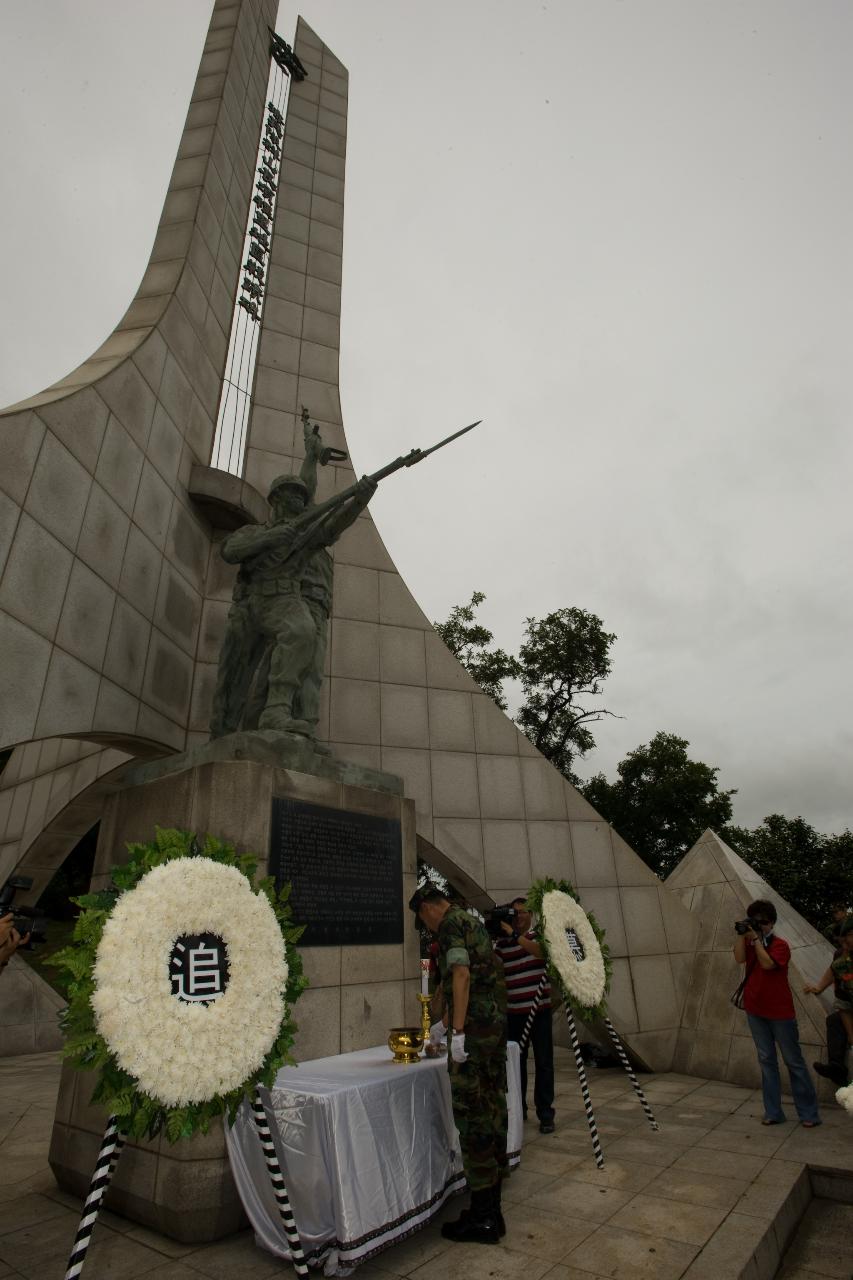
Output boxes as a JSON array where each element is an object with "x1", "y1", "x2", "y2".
[
  {"x1": 810, "y1": 919, "x2": 853, "y2": 1087},
  {"x1": 814, "y1": 1011, "x2": 851, "y2": 1087}
]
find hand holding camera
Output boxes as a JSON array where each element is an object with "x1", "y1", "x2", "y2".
[
  {"x1": 0, "y1": 912, "x2": 28, "y2": 967},
  {"x1": 483, "y1": 904, "x2": 517, "y2": 940},
  {"x1": 0, "y1": 876, "x2": 47, "y2": 960}
]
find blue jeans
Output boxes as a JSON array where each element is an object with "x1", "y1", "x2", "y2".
[{"x1": 747, "y1": 1014, "x2": 820, "y2": 1123}]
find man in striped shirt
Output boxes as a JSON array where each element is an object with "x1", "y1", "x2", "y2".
[{"x1": 494, "y1": 896, "x2": 555, "y2": 1133}]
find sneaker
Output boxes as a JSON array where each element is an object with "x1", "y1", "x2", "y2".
[{"x1": 539, "y1": 1121, "x2": 555, "y2": 1134}]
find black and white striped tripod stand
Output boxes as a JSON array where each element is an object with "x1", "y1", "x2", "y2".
[
  {"x1": 64, "y1": 1090, "x2": 310, "y2": 1278},
  {"x1": 517, "y1": 973, "x2": 659, "y2": 1170}
]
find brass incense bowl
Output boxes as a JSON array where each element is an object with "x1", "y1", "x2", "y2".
[{"x1": 388, "y1": 1026, "x2": 424, "y2": 1064}]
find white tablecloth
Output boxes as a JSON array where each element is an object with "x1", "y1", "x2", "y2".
[{"x1": 226, "y1": 1042, "x2": 523, "y2": 1274}]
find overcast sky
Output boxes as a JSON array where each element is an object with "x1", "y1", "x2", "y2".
[{"x1": 1, "y1": 1, "x2": 851, "y2": 833}]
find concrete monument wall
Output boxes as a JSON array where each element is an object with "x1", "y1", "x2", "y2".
[{"x1": 1, "y1": 1, "x2": 715, "y2": 1073}]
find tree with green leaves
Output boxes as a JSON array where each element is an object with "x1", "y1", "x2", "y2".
[
  {"x1": 582, "y1": 731, "x2": 737, "y2": 877},
  {"x1": 434, "y1": 592, "x2": 520, "y2": 710},
  {"x1": 727, "y1": 816, "x2": 853, "y2": 933},
  {"x1": 434, "y1": 594, "x2": 617, "y2": 781},
  {"x1": 515, "y1": 607, "x2": 618, "y2": 783}
]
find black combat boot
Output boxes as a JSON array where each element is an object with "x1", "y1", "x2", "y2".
[
  {"x1": 492, "y1": 1179, "x2": 506, "y2": 1237},
  {"x1": 814, "y1": 1061, "x2": 848, "y2": 1087},
  {"x1": 440, "y1": 1188, "x2": 499, "y2": 1243}
]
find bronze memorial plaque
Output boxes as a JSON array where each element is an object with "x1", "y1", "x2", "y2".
[{"x1": 270, "y1": 797, "x2": 404, "y2": 945}]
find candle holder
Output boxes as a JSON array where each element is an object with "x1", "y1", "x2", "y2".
[{"x1": 416, "y1": 993, "x2": 432, "y2": 1044}]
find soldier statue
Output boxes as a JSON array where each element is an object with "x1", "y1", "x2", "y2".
[
  {"x1": 210, "y1": 410, "x2": 375, "y2": 744},
  {"x1": 210, "y1": 410, "x2": 480, "y2": 748}
]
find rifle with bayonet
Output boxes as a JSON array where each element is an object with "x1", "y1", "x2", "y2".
[{"x1": 271, "y1": 418, "x2": 482, "y2": 561}]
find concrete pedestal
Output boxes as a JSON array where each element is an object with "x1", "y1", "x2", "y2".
[{"x1": 49, "y1": 739, "x2": 419, "y2": 1242}]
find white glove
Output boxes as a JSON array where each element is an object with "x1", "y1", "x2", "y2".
[
  {"x1": 429, "y1": 1020, "x2": 447, "y2": 1046},
  {"x1": 450, "y1": 1031, "x2": 468, "y2": 1064}
]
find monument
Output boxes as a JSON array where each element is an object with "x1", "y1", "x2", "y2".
[{"x1": 0, "y1": 0, "x2": 839, "y2": 1245}]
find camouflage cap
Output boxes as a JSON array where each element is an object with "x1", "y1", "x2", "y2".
[{"x1": 408, "y1": 882, "x2": 447, "y2": 913}]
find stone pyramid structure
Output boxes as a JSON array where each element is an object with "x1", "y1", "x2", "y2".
[{"x1": 665, "y1": 828, "x2": 838, "y2": 1093}]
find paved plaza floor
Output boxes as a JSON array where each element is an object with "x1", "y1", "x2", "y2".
[{"x1": 1, "y1": 1048, "x2": 850, "y2": 1280}]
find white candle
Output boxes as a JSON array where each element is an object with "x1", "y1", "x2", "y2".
[{"x1": 420, "y1": 958, "x2": 430, "y2": 996}]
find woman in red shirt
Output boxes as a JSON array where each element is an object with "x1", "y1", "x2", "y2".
[{"x1": 733, "y1": 899, "x2": 820, "y2": 1127}]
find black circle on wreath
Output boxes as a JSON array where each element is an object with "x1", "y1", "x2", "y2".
[
  {"x1": 564, "y1": 927, "x2": 586, "y2": 962},
  {"x1": 169, "y1": 933, "x2": 230, "y2": 1005}
]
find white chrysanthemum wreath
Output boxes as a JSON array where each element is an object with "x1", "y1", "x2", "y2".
[
  {"x1": 52, "y1": 828, "x2": 305, "y2": 1143},
  {"x1": 527, "y1": 878, "x2": 612, "y2": 1018},
  {"x1": 92, "y1": 858, "x2": 288, "y2": 1107}
]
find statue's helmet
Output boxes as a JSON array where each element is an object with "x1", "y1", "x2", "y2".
[{"x1": 268, "y1": 473, "x2": 309, "y2": 503}]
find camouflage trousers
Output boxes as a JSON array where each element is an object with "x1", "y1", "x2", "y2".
[{"x1": 449, "y1": 1040, "x2": 508, "y2": 1192}]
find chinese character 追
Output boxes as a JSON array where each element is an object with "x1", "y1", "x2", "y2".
[{"x1": 171, "y1": 940, "x2": 226, "y2": 1002}]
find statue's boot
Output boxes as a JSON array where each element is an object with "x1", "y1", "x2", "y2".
[
  {"x1": 259, "y1": 704, "x2": 302, "y2": 735},
  {"x1": 287, "y1": 718, "x2": 331, "y2": 755}
]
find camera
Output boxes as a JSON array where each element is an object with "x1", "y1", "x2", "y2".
[
  {"x1": 483, "y1": 904, "x2": 517, "y2": 939},
  {"x1": 0, "y1": 874, "x2": 47, "y2": 949},
  {"x1": 734, "y1": 919, "x2": 756, "y2": 935}
]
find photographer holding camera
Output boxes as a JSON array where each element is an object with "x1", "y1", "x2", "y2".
[
  {"x1": 492, "y1": 896, "x2": 555, "y2": 1134},
  {"x1": 733, "y1": 899, "x2": 820, "y2": 1127}
]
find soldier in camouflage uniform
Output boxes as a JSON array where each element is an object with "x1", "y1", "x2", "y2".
[{"x1": 409, "y1": 885, "x2": 508, "y2": 1244}]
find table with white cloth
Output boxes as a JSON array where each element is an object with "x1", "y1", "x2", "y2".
[{"x1": 226, "y1": 1041, "x2": 523, "y2": 1275}]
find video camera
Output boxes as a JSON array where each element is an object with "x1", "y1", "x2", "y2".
[
  {"x1": 483, "y1": 903, "x2": 518, "y2": 940},
  {"x1": 0, "y1": 874, "x2": 47, "y2": 949}
]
